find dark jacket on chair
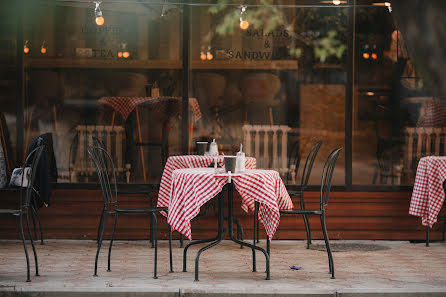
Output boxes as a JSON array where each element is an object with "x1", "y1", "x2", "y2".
[{"x1": 27, "y1": 134, "x2": 57, "y2": 208}]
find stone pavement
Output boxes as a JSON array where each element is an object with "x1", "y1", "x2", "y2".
[{"x1": 0, "y1": 240, "x2": 446, "y2": 296}]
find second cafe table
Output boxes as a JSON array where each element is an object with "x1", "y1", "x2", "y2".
[{"x1": 164, "y1": 167, "x2": 293, "y2": 280}]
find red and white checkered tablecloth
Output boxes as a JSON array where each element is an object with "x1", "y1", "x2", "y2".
[
  {"x1": 409, "y1": 156, "x2": 446, "y2": 227},
  {"x1": 157, "y1": 155, "x2": 256, "y2": 210},
  {"x1": 98, "y1": 96, "x2": 202, "y2": 122},
  {"x1": 161, "y1": 167, "x2": 293, "y2": 240}
]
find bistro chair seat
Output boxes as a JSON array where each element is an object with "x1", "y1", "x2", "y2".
[
  {"x1": 279, "y1": 147, "x2": 342, "y2": 279},
  {"x1": 115, "y1": 206, "x2": 167, "y2": 213},
  {"x1": 0, "y1": 145, "x2": 45, "y2": 282},
  {"x1": 0, "y1": 209, "x2": 21, "y2": 215},
  {"x1": 87, "y1": 145, "x2": 172, "y2": 279},
  {"x1": 280, "y1": 209, "x2": 323, "y2": 215}
]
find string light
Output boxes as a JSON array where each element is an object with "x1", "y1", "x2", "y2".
[
  {"x1": 23, "y1": 40, "x2": 30, "y2": 54},
  {"x1": 117, "y1": 43, "x2": 129, "y2": 59},
  {"x1": 363, "y1": 52, "x2": 370, "y2": 59},
  {"x1": 94, "y1": 1, "x2": 104, "y2": 26},
  {"x1": 40, "y1": 40, "x2": 47, "y2": 55},
  {"x1": 200, "y1": 51, "x2": 206, "y2": 61},
  {"x1": 371, "y1": 53, "x2": 377, "y2": 60},
  {"x1": 239, "y1": 6, "x2": 249, "y2": 30},
  {"x1": 206, "y1": 46, "x2": 213, "y2": 60},
  {"x1": 385, "y1": 2, "x2": 392, "y2": 13}
]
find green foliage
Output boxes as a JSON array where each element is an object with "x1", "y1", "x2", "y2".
[
  {"x1": 205, "y1": 0, "x2": 348, "y2": 63},
  {"x1": 314, "y1": 30, "x2": 347, "y2": 62}
]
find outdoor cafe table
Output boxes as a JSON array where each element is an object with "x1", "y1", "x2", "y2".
[
  {"x1": 409, "y1": 156, "x2": 446, "y2": 227},
  {"x1": 157, "y1": 155, "x2": 256, "y2": 209},
  {"x1": 158, "y1": 167, "x2": 293, "y2": 281}
]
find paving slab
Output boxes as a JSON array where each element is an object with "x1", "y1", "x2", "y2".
[{"x1": 0, "y1": 240, "x2": 445, "y2": 296}]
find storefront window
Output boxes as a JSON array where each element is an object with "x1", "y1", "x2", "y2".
[
  {"x1": 0, "y1": 0, "x2": 441, "y2": 188},
  {"x1": 21, "y1": 1, "x2": 182, "y2": 183},
  {"x1": 190, "y1": 3, "x2": 346, "y2": 185},
  {"x1": 0, "y1": 2, "x2": 17, "y2": 180},
  {"x1": 352, "y1": 5, "x2": 438, "y2": 185}
]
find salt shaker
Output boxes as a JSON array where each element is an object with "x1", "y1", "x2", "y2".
[
  {"x1": 209, "y1": 139, "x2": 219, "y2": 156},
  {"x1": 235, "y1": 144, "x2": 245, "y2": 173}
]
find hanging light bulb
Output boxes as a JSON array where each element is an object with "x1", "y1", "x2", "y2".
[
  {"x1": 371, "y1": 53, "x2": 377, "y2": 60},
  {"x1": 94, "y1": 1, "x2": 105, "y2": 26},
  {"x1": 118, "y1": 43, "x2": 130, "y2": 58},
  {"x1": 206, "y1": 46, "x2": 213, "y2": 60},
  {"x1": 40, "y1": 40, "x2": 47, "y2": 55},
  {"x1": 23, "y1": 40, "x2": 30, "y2": 54},
  {"x1": 239, "y1": 6, "x2": 249, "y2": 30},
  {"x1": 363, "y1": 52, "x2": 370, "y2": 59},
  {"x1": 200, "y1": 51, "x2": 206, "y2": 61}
]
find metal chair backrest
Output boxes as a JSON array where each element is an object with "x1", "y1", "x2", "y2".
[
  {"x1": 320, "y1": 147, "x2": 342, "y2": 208},
  {"x1": 87, "y1": 145, "x2": 118, "y2": 205},
  {"x1": 286, "y1": 140, "x2": 301, "y2": 183},
  {"x1": 300, "y1": 140, "x2": 322, "y2": 190},
  {"x1": 92, "y1": 136, "x2": 106, "y2": 149},
  {"x1": 20, "y1": 145, "x2": 45, "y2": 209}
]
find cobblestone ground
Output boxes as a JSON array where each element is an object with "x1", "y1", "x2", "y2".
[{"x1": 0, "y1": 240, "x2": 446, "y2": 295}]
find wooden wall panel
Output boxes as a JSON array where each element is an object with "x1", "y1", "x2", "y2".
[{"x1": 0, "y1": 189, "x2": 443, "y2": 241}]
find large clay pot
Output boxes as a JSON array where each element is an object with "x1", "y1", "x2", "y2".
[{"x1": 194, "y1": 73, "x2": 226, "y2": 108}]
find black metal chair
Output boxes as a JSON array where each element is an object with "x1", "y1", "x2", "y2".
[
  {"x1": 254, "y1": 140, "x2": 322, "y2": 247},
  {"x1": 91, "y1": 136, "x2": 158, "y2": 248},
  {"x1": 87, "y1": 145, "x2": 173, "y2": 279},
  {"x1": 279, "y1": 147, "x2": 342, "y2": 279},
  {"x1": 0, "y1": 145, "x2": 45, "y2": 282}
]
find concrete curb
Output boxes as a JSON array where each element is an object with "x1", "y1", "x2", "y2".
[
  {"x1": 0, "y1": 288, "x2": 180, "y2": 297},
  {"x1": 337, "y1": 288, "x2": 446, "y2": 297},
  {"x1": 180, "y1": 288, "x2": 336, "y2": 297}
]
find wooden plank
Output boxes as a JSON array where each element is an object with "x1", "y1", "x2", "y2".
[{"x1": 0, "y1": 189, "x2": 440, "y2": 241}]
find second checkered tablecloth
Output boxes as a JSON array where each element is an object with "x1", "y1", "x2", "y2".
[
  {"x1": 409, "y1": 156, "x2": 446, "y2": 227},
  {"x1": 161, "y1": 168, "x2": 293, "y2": 240}
]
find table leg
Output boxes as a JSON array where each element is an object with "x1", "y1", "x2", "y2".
[
  {"x1": 185, "y1": 184, "x2": 271, "y2": 281},
  {"x1": 227, "y1": 184, "x2": 270, "y2": 280},
  {"x1": 183, "y1": 192, "x2": 224, "y2": 273}
]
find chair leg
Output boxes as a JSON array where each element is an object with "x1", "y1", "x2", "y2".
[
  {"x1": 150, "y1": 195, "x2": 154, "y2": 248},
  {"x1": 302, "y1": 214, "x2": 311, "y2": 249},
  {"x1": 151, "y1": 212, "x2": 158, "y2": 279},
  {"x1": 254, "y1": 202, "x2": 260, "y2": 243},
  {"x1": 234, "y1": 217, "x2": 244, "y2": 249},
  {"x1": 25, "y1": 210, "x2": 39, "y2": 276},
  {"x1": 32, "y1": 201, "x2": 44, "y2": 245},
  {"x1": 107, "y1": 212, "x2": 118, "y2": 272},
  {"x1": 252, "y1": 202, "x2": 257, "y2": 272},
  {"x1": 94, "y1": 211, "x2": 108, "y2": 276},
  {"x1": 442, "y1": 220, "x2": 446, "y2": 242},
  {"x1": 97, "y1": 207, "x2": 106, "y2": 245},
  {"x1": 299, "y1": 195, "x2": 311, "y2": 249},
  {"x1": 168, "y1": 224, "x2": 173, "y2": 273},
  {"x1": 179, "y1": 234, "x2": 184, "y2": 248},
  {"x1": 19, "y1": 212, "x2": 31, "y2": 282},
  {"x1": 426, "y1": 225, "x2": 430, "y2": 247},
  {"x1": 30, "y1": 205, "x2": 38, "y2": 241},
  {"x1": 320, "y1": 214, "x2": 334, "y2": 279}
]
